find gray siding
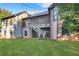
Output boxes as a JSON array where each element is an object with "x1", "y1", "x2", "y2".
[
  {"x1": 29, "y1": 14, "x2": 50, "y2": 28},
  {"x1": 15, "y1": 20, "x2": 22, "y2": 38}
]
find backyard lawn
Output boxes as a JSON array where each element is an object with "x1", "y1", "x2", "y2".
[{"x1": 0, "y1": 38, "x2": 79, "y2": 56}]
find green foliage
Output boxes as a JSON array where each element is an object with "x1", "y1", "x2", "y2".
[
  {"x1": 0, "y1": 8, "x2": 12, "y2": 29},
  {"x1": 0, "y1": 8, "x2": 12, "y2": 19},
  {"x1": 55, "y1": 3, "x2": 79, "y2": 34}
]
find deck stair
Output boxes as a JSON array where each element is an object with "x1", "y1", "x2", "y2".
[{"x1": 31, "y1": 27, "x2": 46, "y2": 38}]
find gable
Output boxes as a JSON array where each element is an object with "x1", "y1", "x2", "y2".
[{"x1": 1, "y1": 11, "x2": 29, "y2": 21}]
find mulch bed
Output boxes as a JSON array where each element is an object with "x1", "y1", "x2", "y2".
[{"x1": 58, "y1": 34, "x2": 79, "y2": 41}]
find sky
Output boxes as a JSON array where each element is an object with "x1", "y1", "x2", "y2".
[{"x1": 0, "y1": 3, "x2": 52, "y2": 14}]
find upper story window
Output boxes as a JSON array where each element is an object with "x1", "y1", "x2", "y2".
[
  {"x1": 9, "y1": 19, "x2": 13, "y2": 25},
  {"x1": 22, "y1": 20, "x2": 26, "y2": 27},
  {"x1": 3, "y1": 20, "x2": 7, "y2": 26},
  {"x1": 53, "y1": 8, "x2": 59, "y2": 21}
]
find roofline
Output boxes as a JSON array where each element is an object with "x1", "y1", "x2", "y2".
[
  {"x1": 1, "y1": 3, "x2": 54, "y2": 20},
  {"x1": 48, "y1": 3, "x2": 56, "y2": 15},
  {"x1": 22, "y1": 13, "x2": 49, "y2": 20},
  {"x1": 48, "y1": 3, "x2": 56, "y2": 10},
  {"x1": 1, "y1": 11, "x2": 29, "y2": 20}
]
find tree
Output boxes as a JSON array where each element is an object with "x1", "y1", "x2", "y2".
[
  {"x1": 55, "y1": 3, "x2": 79, "y2": 34},
  {"x1": 0, "y1": 8, "x2": 12, "y2": 29},
  {"x1": 0, "y1": 8, "x2": 12, "y2": 19}
]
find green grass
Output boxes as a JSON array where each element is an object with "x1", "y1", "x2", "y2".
[{"x1": 0, "y1": 38, "x2": 79, "y2": 56}]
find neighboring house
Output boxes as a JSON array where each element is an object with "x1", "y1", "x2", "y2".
[{"x1": 1, "y1": 4, "x2": 62, "y2": 39}]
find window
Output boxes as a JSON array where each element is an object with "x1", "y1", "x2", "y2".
[
  {"x1": 4, "y1": 31, "x2": 6, "y2": 37},
  {"x1": 5, "y1": 20, "x2": 7, "y2": 26},
  {"x1": 54, "y1": 9, "x2": 58, "y2": 16},
  {"x1": 4, "y1": 31, "x2": 6, "y2": 34},
  {"x1": 10, "y1": 31, "x2": 12, "y2": 35},
  {"x1": 22, "y1": 20, "x2": 26, "y2": 27},
  {"x1": 53, "y1": 9, "x2": 59, "y2": 21},
  {"x1": 9, "y1": 19, "x2": 12, "y2": 25},
  {"x1": 25, "y1": 31, "x2": 27, "y2": 36},
  {"x1": 14, "y1": 24, "x2": 16, "y2": 30}
]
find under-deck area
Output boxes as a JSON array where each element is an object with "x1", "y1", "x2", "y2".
[{"x1": 32, "y1": 27, "x2": 50, "y2": 38}]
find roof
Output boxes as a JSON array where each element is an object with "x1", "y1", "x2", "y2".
[
  {"x1": 24, "y1": 11, "x2": 49, "y2": 19},
  {"x1": 1, "y1": 3, "x2": 53, "y2": 21},
  {"x1": 22, "y1": 11, "x2": 49, "y2": 20},
  {"x1": 30, "y1": 11, "x2": 49, "y2": 17},
  {"x1": 1, "y1": 11, "x2": 29, "y2": 20},
  {"x1": 48, "y1": 3, "x2": 56, "y2": 10}
]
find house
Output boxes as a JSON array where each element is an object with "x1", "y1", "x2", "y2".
[
  {"x1": 1, "y1": 11, "x2": 29, "y2": 38},
  {"x1": 48, "y1": 4, "x2": 62, "y2": 39},
  {"x1": 22, "y1": 11, "x2": 50, "y2": 38},
  {"x1": 1, "y1": 4, "x2": 62, "y2": 39}
]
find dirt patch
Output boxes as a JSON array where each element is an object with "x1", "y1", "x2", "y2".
[{"x1": 58, "y1": 34, "x2": 79, "y2": 41}]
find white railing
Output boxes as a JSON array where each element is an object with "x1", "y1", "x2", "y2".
[{"x1": 29, "y1": 23, "x2": 50, "y2": 28}]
